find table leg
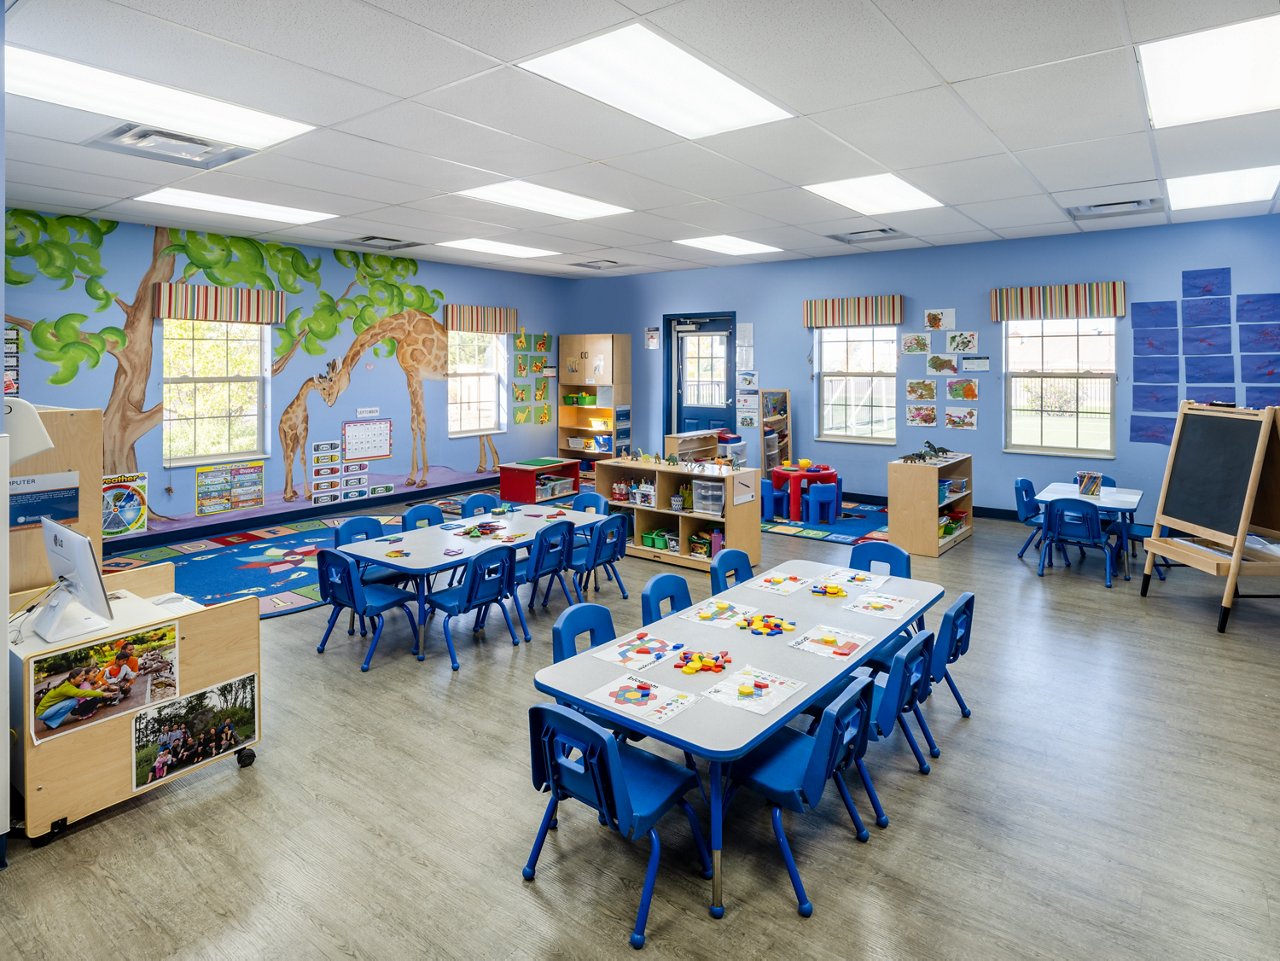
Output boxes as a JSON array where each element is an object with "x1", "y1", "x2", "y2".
[
  {"x1": 789, "y1": 480, "x2": 802, "y2": 522},
  {"x1": 708, "y1": 759, "x2": 725, "y2": 918},
  {"x1": 417, "y1": 576, "x2": 428, "y2": 626}
]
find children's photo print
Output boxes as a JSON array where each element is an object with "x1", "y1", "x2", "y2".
[{"x1": 133, "y1": 673, "x2": 258, "y2": 791}]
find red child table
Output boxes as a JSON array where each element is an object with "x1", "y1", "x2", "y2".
[
  {"x1": 499, "y1": 458, "x2": 581, "y2": 504},
  {"x1": 771, "y1": 465, "x2": 838, "y2": 521}
]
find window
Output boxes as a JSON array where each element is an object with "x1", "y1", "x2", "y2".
[
  {"x1": 1005, "y1": 317, "x2": 1115, "y2": 454},
  {"x1": 448, "y1": 331, "x2": 506, "y2": 436},
  {"x1": 162, "y1": 319, "x2": 270, "y2": 466},
  {"x1": 816, "y1": 326, "x2": 897, "y2": 441},
  {"x1": 680, "y1": 333, "x2": 727, "y2": 406}
]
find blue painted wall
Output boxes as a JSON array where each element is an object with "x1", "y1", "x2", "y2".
[{"x1": 561, "y1": 215, "x2": 1280, "y2": 522}]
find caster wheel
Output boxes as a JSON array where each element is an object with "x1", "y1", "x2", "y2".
[{"x1": 235, "y1": 748, "x2": 256, "y2": 768}]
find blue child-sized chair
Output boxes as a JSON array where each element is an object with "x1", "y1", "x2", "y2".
[
  {"x1": 1013, "y1": 478, "x2": 1044, "y2": 559},
  {"x1": 1038, "y1": 498, "x2": 1117, "y2": 588},
  {"x1": 848, "y1": 541, "x2": 923, "y2": 633},
  {"x1": 571, "y1": 490, "x2": 609, "y2": 514},
  {"x1": 569, "y1": 513, "x2": 629, "y2": 599},
  {"x1": 335, "y1": 517, "x2": 405, "y2": 585},
  {"x1": 725, "y1": 677, "x2": 876, "y2": 917},
  {"x1": 515, "y1": 520, "x2": 579, "y2": 611},
  {"x1": 423, "y1": 544, "x2": 521, "y2": 668},
  {"x1": 402, "y1": 503, "x2": 445, "y2": 531},
  {"x1": 462, "y1": 492, "x2": 499, "y2": 518},
  {"x1": 641, "y1": 573, "x2": 691, "y2": 625},
  {"x1": 709, "y1": 548, "x2": 753, "y2": 594},
  {"x1": 857, "y1": 630, "x2": 939, "y2": 772},
  {"x1": 316, "y1": 549, "x2": 419, "y2": 672},
  {"x1": 523, "y1": 704, "x2": 712, "y2": 950},
  {"x1": 760, "y1": 480, "x2": 786, "y2": 520},
  {"x1": 801, "y1": 482, "x2": 839, "y2": 524},
  {"x1": 926, "y1": 592, "x2": 974, "y2": 720}
]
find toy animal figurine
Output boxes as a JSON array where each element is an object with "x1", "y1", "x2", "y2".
[
  {"x1": 924, "y1": 441, "x2": 952, "y2": 456},
  {"x1": 666, "y1": 453, "x2": 678, "y2": 465}
]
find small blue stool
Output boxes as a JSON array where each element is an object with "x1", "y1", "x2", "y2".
[
  {"x1": 802, "y1": 482, "x2": 839, "y2": 524},
  {"x1": 761, "y1": 480, "x2": 786, "y2": 520}
]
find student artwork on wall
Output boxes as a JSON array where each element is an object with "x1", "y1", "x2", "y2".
[
  {"x1": 1238, "y1": 324, "x2": 1280, "y2": 354},
  {"x1": 1236, "y1": 293, "x2": 1280, "y2": 325},
  {"x1": 944, "y1": 407, "x2": 977, "y2": 430},
  {"x1": 905, "y1": 379, "x2": 936, "y2": 401},
  {"x1": 1134, "y1": 356, "x2": 1180, "y2": 384},
  {"x1": 1130, "y1": 301, "x2": 1178, "y2": 328},
  {"x1": 945, "y1": 378, "x2": 978, "y2": 401},
  {"x1": 1133, "y1": 328, "x2": 1179, "y2": 356},
  {"x1": 945, "y1": 331, "x2": 978, "y2": 353},
  {"x1": 1181, "y1": 297, "x2": 1230, "y2": 327},
  {"x1": 926, "y1": 354, "x2": 958, "y2": 375},
  {"x1": 1183, "y1": 356, "x2": 1233, "y2": 383},
  {"x1": 533, "y1": 332, "x2": 552, "y2": 353},
  {"x1": 1181, "y1": 326, "x2": 1232, "y2": 355},
  {"x1": 1132, "y1": 385, "x2": 1179, "y2": 413},
  {"x1": 536, "y1": 403, "x2": 551, "y2": 425},
  {"x1": 1129, "y1": 415, "x2": 1175, "y2": 446},
  {"x1": 102, "y1": 472, "x2": 149, "y2": 538},
  {"x1": 1245, "y1": 386, "x2": 1280, "y2": 407},
  {"x1": 514, "y1": 330, "x2": 529, "y2": 351},
  {"x1": 515, "y1": 354, "x2": 529, "y2": 377},
  {"x1": 512, "y1": 382, "x2": 529, "y2": 403},
  {"x1": 923, "y1": 308, "x2": 955, "y2": 330},
  {"x1": 901, "y1": 333, "x2": 930, "y2": 354},
  {"x1": 905, "y1": 405, "x2": 936, "y2": 427},
  {"x1": 1242, "y1": 354, "x2": 1280, "y2": 383},
  {"x1": 1187, "y1": 386, "x2": 1237, "y2": 405},
  {"x1": 531, "y1": 354, "x2": 547, "y2": 374},
  {"x1": 1182, "y1": 267, "x2": 1231, "y2": 298},
  {"x1": 534, "y1": 377, "x2": 549, "y2": 402},
  {"x1": 513, "y1": 405, "x2": 532, "y2": 425}
]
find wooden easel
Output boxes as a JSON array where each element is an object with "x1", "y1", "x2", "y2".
[{"x1": 1141, "y1": 402, "x2": 1280, "y2": 632}]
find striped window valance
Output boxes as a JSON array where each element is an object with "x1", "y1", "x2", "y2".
[
  {"x1": 989, "y1": 281, "x2": 1126, "y2": 322},
  {"x1": 802, "y1": 295, "x2": 904, "y2": 328},
  {"x1": 153, "y1": 283, "x2": 286, "y2": 325},
  {"x1": 443, "y1": 304, "x2": 519, "y2": 333}
]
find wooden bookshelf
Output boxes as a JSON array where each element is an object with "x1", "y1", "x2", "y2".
[
  {"x1": 664, "y1": 429, "x2": 720, "y2": 460},
  {"x1": 557, "y1": 334, "x2": 631, "y2": 463},
  {"x1": 887, "y1": 453, "x2": 974, "y2": 557}
]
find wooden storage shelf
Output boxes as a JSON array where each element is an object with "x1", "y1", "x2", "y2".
[
  {"x1": 887, "y1": 453, "x2": 974, "y2": 558},
  {"x1": 557, "y1": 334, "x2": 631, "y2": 461},
  {"x1": 664, "y1": 430, "x2": 720, "y2": 461}
]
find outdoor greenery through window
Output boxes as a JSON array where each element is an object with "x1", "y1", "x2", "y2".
[
  {"x1": 1005, "y1": 317, "x2": 1116, "y2": 454},
  {"x1": 448, "y1": 331, "x2": 506, "y2": 436},
  {"x1": 162, "y1": 319, "x2": 269, "y2": 466},
  {"x1": 817, "y1": 326, "x2": 897, "y2": 441}
]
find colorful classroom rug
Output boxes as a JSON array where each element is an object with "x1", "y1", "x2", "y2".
[
  {"x1": 425, "y1": 483, "x2": 592, "y2": 515},
  {"x1": 761, "y1": 503, "x2": 890, "y2": 546},
  {"x1": 102, "y1": 516, "x2": 404, "y2": 620}
]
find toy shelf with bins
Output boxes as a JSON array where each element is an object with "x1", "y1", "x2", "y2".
[
  {"x1": 558, "y1": 334, "x2": 631, "y2": 468},
  {"x1": 887, "y1": 452, "x2": 974, "y2": 557},
  {"x1": 593, "y1": 458, "x2": 761, "y2": 572}
]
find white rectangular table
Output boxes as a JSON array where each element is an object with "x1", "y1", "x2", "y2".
[
  {"x1": 1034, "y1": 482, "x2": 1144, "y2": 577},
  {"x1": 533, "y1": 557, "x2": 945, "y2": 918}
]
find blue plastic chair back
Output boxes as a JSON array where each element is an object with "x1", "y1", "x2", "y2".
[
  {"x1": 462, "y1": 492, "x2": 499, "y2": 518},
  {"x1": 552, "y1": 603, "x2": 616, "y2": 663},
  {"x1": 1045, "y1": 498, "x2": 1105, "y2": 545},
  {"x1": 585, "y1": 513, "x2": 628, "y2": 567},
  {"x1": 1014, "y1": 478, "x2": 1041, "y2": 523},
  {"x1": 317, "y1": 549, "x2": 367, "y2": 612},
  {"x1": 528, "y1": 520, "x2": 576, "y2": 581},
  {"x1": 461, "y1": 544, "x2": 516, "y2": 609},
  {"x1": 709, "y1": 548, "x2": 753, "y2": 594},
  {"x1": 335, "y1": 516, "x2": 383, "y2": 547},
  {"x1": 875, "y1": 631, "x2": 933, "y2": 732},
  {"x1": 641, "y1": 573, "x2": 691, "y2": 625},
  {"x1": 801, "y1": 676, "x2": 873, "y2": 806},
  {"x1": 529, "y1": 703, "x2": 631, "y2": 835},
  {"x1": 930, "y1": 592, "x2": 975, "y2": 683},
  {"x1": 403, "y1": 503, "x2": 444, "y2": 531},
  {"x1": 848, "y1": 541, "x2": 911, "y2": 578},
  {"x1": 572, "y1": 491, "x2": 609, "y2": 515}
]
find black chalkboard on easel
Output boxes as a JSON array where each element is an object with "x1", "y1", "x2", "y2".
[{"x1": 1161, "y1": 411, "x2": 1264, "y2": 540}]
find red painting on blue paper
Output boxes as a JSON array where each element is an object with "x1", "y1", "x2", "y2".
[
  {"x1": 1238, "y1": 325, "x2": 1280, "y2": 354},
  {"x1": 1184, "y1": 356, "x2": 1235, "y2": 384},
  {"x1": 1129, "y1": 416, "x2": 1175, "y2": 446},
  {"x1": 1181, "y1": 326, "x2": 1232, "y2": 355},
  {"x1": 1242, "y1": 355, "x2": 1280, "y2": 382},
  {"x1": 1180, "y1": 297, "x2": 1230, "y2": 327},
  {"x1": 1130, "y1": 301, "x2": 1177, "y2": 328},
  {"x1": 1132, "y1": 328, "x2": 1179, "y2": 356},
  {"x1": 1235, "y1": 293, "x2": 1280, "y2": 325},
  {"x1": 1181, "y1": 268, "x2": 1230, "y2": 298}
]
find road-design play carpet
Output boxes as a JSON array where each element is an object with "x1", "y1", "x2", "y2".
[
  {"x1": 102, "y1": 517, "x2": 404, "y2": 619},
  {"x1": 761, "y1": 503, "x2": 890, "y2": 546}
]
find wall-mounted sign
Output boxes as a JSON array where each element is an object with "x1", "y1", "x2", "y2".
[
  {"x1": 102, "y1": 472, "x2": 148, "y2": 538},
  {"x1": 195, "y1": 460, "x2": 265, "y2": 515},
  {"x1": 11, "y1": 470, "x2": 80, "y2": 531}
]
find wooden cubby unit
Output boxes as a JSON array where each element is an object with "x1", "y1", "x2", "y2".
[
  {"x1": 557, "y1": 334, "x2": 631, "y2": 467},
  {"x1": 887, "y1": 453, "x2": 974, "y2": 557}
]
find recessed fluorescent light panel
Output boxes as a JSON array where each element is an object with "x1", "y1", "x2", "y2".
[
  {"x1": 803, "y1": 174, "x2": 942, "y2": 216},
  {"x1": 133, "y1": 188, "x2": 336, "y2": 224},
  {"x1": 520, "y1": 24, "x2": 791, "y2": 139},
  {"x1": 4, "y1": 46, "x2": 313, "y2": 149},
  {"x1": 1139, "y1": 15, "x2": 1280, "y2": 128},
  {"x1": 437, "y1": 238, "x2": 559, "y2": 258},
  {"x1": 455, "y1": 181, "x2": 630, "y2": 220},
  {"x1": 674, "y1": 235, "x2": 782, "y2": 256},
  {"x1": 1165, "y1": 165, "x2": 1280, "y2": 210}
]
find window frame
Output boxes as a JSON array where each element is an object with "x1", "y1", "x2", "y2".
[
  {"x1": 1003, "y1": 316, "x2": 1117, "y2": 458},
  {"x1": 679, "y1": 331, "x2": 729, "y2": 408},
  {"x1": 447, "y1": 330, "x2": 507, "y2": 439},
  {"x1": 161, "y1": 319, "x2": 271, "y2": 469},
  {"x1": 814, "y1": 325, "x2": 898, "y2": 445}
]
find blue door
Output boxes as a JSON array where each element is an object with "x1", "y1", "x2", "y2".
[{"x1": 669, "y1": 315, "x2": 735, "y2": 433}]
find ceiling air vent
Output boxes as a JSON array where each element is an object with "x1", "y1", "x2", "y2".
[
  {"x1": 87, "y1": 124, "x2": 253, "y2": 169},
  {"x1": 826, "y1": 228, "x2": 902, "y2": 243},
  {"x1": 1066, "y1": 198, "x2": 1165, "y2": 221},
  {"x1": 569, "y1": 259, "x2": 623, "y2": 270},
  {"x1": 343, "y1": 236, "x2": 421, "y2": 251}
]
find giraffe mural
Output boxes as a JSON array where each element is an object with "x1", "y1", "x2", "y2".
[{"x1": 279, "y1": 359, "x2": 337, "y2": 502}]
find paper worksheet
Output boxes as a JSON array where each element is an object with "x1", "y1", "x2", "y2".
[
  {"x1": 586, "y1": 675, "x2": 698, "y2": 724},
  {"x1": 678, "y1": 599, "x2": 757, "y2": 628},
  {"x1": 701, "y1": 665, "x2": 805, "y2": 715}
]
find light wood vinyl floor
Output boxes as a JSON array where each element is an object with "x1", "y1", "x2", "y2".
[{"x1": 2, "y1": 520, "x2": 1278, "y2": 960}]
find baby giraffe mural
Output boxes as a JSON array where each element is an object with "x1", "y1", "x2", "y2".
[{"x1": 279, "y1": 360, "x2": 337, "y2": 502}]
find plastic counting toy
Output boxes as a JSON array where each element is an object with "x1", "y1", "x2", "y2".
[
  {"x1": 674, "y1": 650, "x2": 732, "y2": 674},
  {"x1": 735, "y1": 613, "x2": 797, "y2": 636},
  {"x1": 810, "y1": 582, "x2": 848, "y2": 598}
]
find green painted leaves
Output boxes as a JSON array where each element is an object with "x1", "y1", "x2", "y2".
[
  {"x1": 28, "y1": 312, "x2": 128, "y2": 384},
  {"x1": 6, "y1": 209, "x2": 119, "y2": 306}
]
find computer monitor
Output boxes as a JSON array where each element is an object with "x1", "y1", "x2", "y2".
[{"x1": 31, "y1": 517, "x2": 114, "y2": 643}]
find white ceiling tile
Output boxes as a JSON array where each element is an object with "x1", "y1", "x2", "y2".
[
  {"x1": 900, "y1": 155, "x2": 1045, "y2": 205},
  {"x1": 539, "y1": 248, "x2": 687, "y2": 268},
  {"x1": 5, "y1": 132, "x2": 192, "y2": 186},
  {"x1": 4, "y1": 95, "x2": 120, "y2": 143},
  {"x1": 796, "y1": 245, "x2": 870, "y2": 258},
  {"x1": 723, "y1": 187, "x2": 860, "y2": 225},
  {"x1": 605, "y1": 143, "x2": 787, "y2": 200},
  {"x1": 1015, "y1": 133, "x2": 1158, "y2": 192},
  {"x1": 352, "y1": 207, "x2": 515, "y2": 241},
  {"x1": 5, "y1": 185, "x2": 117, "y2": 215},
  {"x1": 398, "y1": 243, "x2": 505, "y2": 267},
  {"x1": 167, "y1": 171, "x2": 383, "y2": 217},
  {"x1": 1051, "y1": 182, "x2": 1163, "y2": 208},
  {"x1": 813, "y1": 87, "x2": 1005, "y2": 169},
  {"x1": 416, "y1": 67, "x2": 678, "y2": 161},
  {"x1": 844, "y1": 237, "x2": 930, "y2": 251},
  {"x1": 529, "y1": 163, "x2": 702, "y2": 211},
  {"x1": 1076, "y1": 211, "x2": 1170, "y2": 231},
  {"x1": 649, "y1": 0, "x2": 936, "y2": 113},
  {"x1": 6, "y1": 0, "x2": 398, "y2": 126},
  {"x1": 271, "y1": 131, "x2": 502, "y2": 192},
  {"x1": 954, "y1": 50, "x2": 1149, "y2": 151},
  {"x1": 646, "y1": 202, "x2": 783, "y2": 234},
  {"x1": 96, "y1": 200, "x2": 298, "y2": 235},
  {"x1": 994, "y1": 222, "x2": 1082, "y2": 239},
  {"x1": 495, "y1": 231, "x2": 609, "y2": 254},
  {"x1": 404, "y1": 194, "x2": 567, "y2": 230},
  {"x1": 617, "y1": 0, "x2": 680, "y2": 13},
  {"x1": 732, "y1": 225, "x2": 842, "y2": 250},
  {"x1": 1122, "y1": 1, "x2": 1280, "y2": 42},
  {"x1": 1153, "y1": 111, "x2": 1280, "y2": 177},
  {"x1": 958, "y1": 195, "x2": 1070, "y2": 229},
  {"x1": 364, "y1": 0, "x2": 632, "y2": 60},
  {"x1": 1169, "y1": 201, "x2": 1275, "y2": 222},
  {"x1": 5, "y1": 159, "x2": 156, "y2": 199},
  {"x1": 224, "y1": 152, "x2": 437, "y2": 205},
  {"x1": 747, "y1": 250, "x2": 814, "y2": 263},
  {"x1": 337, "y1": 102, "x2": 586, "y2": 178},
  {"x1": 109, "y1": 0, "x2": 496, "y2": 97},
  {"x1": 631, "y1": 241, "x2": 749, "y2": 267},
  {"x1": 874, "y1": 0, "x2": 1129, "y2": 82},
  {"x1": 920, "y1": 229, "x2": 1003, "y2": 246},
  {"x1": 799, "y1": 216, "x2": 893, "y2": 238},
  {"x1": 871, "y1": 207, "x2": 985, "y2": 235},
  {"x1": 700, "y1": 119, "x2": 883, "y2": 185},
  {"x1": 534, "y1": 220, "x2": 659, "y2": 248},
  {"x1": 254, "y1": 224, "x2": 370, "y2": 246},
  {"x1": 568, "y1": 211, "x2": 696, "y2": 241}
]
